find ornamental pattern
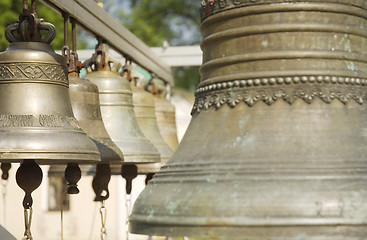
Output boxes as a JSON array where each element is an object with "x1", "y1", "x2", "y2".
[
  {"x1": 0, "y1": 63, "x2": 68, "y2": 85},
  {"x1": 200, "y1": 0, "x2": 367, "y2": 20},
  {"x1": 191, "y1": 79, "x2": 367, "y2": 114}
]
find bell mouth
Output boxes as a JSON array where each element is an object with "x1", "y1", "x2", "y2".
[
  {"x1": 130, "y1": 222, "x2": 367, "y2": 239},
  {"x1": 0, "y1": 126, "x2": 100, "y2": 165}
]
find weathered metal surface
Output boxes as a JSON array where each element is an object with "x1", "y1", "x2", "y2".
[
  {"x1": 154, "y1": 96, "x2": 179, "y2": 151},
  {"x1": 69, "y1": 76, "x2": 124, "y2": 163},
  {"x1": 40, "y1": 0, "x2": 174, "y2": 85},
  {"x1": 130, "y1": 1, "x2": 367, "y2": 239},
  {"x1": 132, "y1": 85, "x2": 173, "y2": 173},
  {"x1": 84, "y1": 48, "x2": 160, "y2": 171},
  {"x1": 0, "y1": 18, "x2": 99, "y2": 164}
]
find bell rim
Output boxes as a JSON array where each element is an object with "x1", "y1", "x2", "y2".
[
  {"x1": 129, "y1": 220, "x2": 367, "y2": 239},
  {"x1": 0, "y1": 152, "x2": 100, "y2": 165}
]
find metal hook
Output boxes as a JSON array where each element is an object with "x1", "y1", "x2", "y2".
[
  {"x1": 99, "y1": 201, "x2": 107, "y2": 240},
  {"x1": 62, "y1": 15, "x2": 70, "y2": 65}
]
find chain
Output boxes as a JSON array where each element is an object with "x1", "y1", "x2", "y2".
[
  {"x1": 99, "y1": 201, "x2": 107, "y2": 240},
  {"x1": 1, "y1": 180, "x2": 7, "y2": 226},
  {"x1": 23, "y1": 208, "x2": 33, "y2": 240},
  {"x1": 124, "y1": 193, "x2": 132, "y2": 240},
  {"x1": 62, "y1": 15, "x2": 70, "y2": 66}
]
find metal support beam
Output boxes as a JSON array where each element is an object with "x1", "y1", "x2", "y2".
[
  {"x1": 72, "y1": 46, "x2": 202, "y2": 67},
  {"x1": 40, "y1": 0, "x2": 174, "y2": 85}
]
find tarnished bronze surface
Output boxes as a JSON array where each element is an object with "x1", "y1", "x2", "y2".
[
  {"x1": 49, "y1": 75, "x2": 126, "y2": 176},
  {"x1": 84, "y1": 49, "x2": 160, "y2": 171},
  {"x1": 154, "y1": 95, "x2": 179, "y2": 151},
  {"x1": 0, "y1": 22, "x2": 99, "y2": 165},
  {"x1": 132, "y1": 85, "x2": 173, "y2": 173},
  {"x1": 69, "y1": 76, "x2": 124, "y2": 163},
  {"x1": 130, "y1": 1, "x2": 367, "y2": 239}
]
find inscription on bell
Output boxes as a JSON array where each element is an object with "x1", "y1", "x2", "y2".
[
  {"x1": 0, "y1": 115, "x2": 33, "y2": 127},
  {"x1": 39, "y1": 115, "x2": 64, "y2": 127},
  {"x1": 66, "y1": 117, "x2": 81, "y2": 130}
]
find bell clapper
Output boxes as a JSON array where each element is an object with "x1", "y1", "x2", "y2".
[
  {"x1": 16, "y1": 160, "x2": 43, "y2": 240},
  {"x1": 145, "y1": 173, "x2": 155, "y2": 185},
  {"x1": 121, "y1": 164, "x2": 138, "y2": 240},
  {"x1": 121, "y1": 164, "x2": 138, "y2": 196},
  {"x1": 93, "y1": 164, "x2": 111, "y2": 202},
  {"x1": 1, "y1": 163, "x2": 11, "y2": 181},
  {"x1": 93, "y1": 164, "x2": 111, "y2": 240},
  {"x1": 64, "y1": 163, "x2": 82, "y2": 194}
]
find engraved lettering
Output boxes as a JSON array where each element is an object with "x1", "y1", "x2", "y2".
[
  {"x1": 39, "y1": 115, "x2": 64, "y2": 127},
  {"x1": 66, "y1": 117, "x2": 81, "y2": 130},
  {"x1": 0, "y1": 115, "x2": 33, "y2": 127}
]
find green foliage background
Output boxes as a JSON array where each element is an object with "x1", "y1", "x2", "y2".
[
  {"x1": 113, "y1": 0, "x2": 202, "y2": 91},
  {"x1": 1, "y1": 0, "x2": 202, "y2": 91},
  {"x1": 0, "y1": 0, "x2": 72, "y2": 51}
]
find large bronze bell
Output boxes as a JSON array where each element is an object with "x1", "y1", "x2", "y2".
[
  {"x1": 0, "y1": 16, "x2": 99, "y2": 165},
  {"x1": 84, "y1": 45, "x2": 160, "y2": 170},
  {"x1": 131, "y1": 77, "x2": 173, "y2": 173},
  {"x1": 0, "y1": 4, "x2": 100, "y2": 238},
  {"x1": 130, "y1": 1, "x2": 367, "y2": 239}
]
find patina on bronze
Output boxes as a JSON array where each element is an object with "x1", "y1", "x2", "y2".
[
  {"x1": 130, "y1": 1, "x2": 367, "y2": 239},
  {"x1": 130, "y1": 74, "x2": 173, "y2": 174}
]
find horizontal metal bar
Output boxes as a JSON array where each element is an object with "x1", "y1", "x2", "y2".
[
  {"x1": 69, "y1": 46, "x2": 202, "y2": 67},
  {"x1": 151, "y1": 46, "x2": 202, "y2": 67},
  {"x1": 40, "y1": 0, "x2": 174, "y2": 85}
]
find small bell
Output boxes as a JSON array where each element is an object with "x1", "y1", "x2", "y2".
[
  {"x1": 84, "y1": 44, "x2": 160, "y2": 169},
  {"x1": 128, "y1": 68, "x2": 173, "y2": 174},
  {"x1": 68, "y1": 75, "x2": 124, "y2": 197},
  {"x1": 147, "y1": 79, "x2": 179, "y2": 151}
]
